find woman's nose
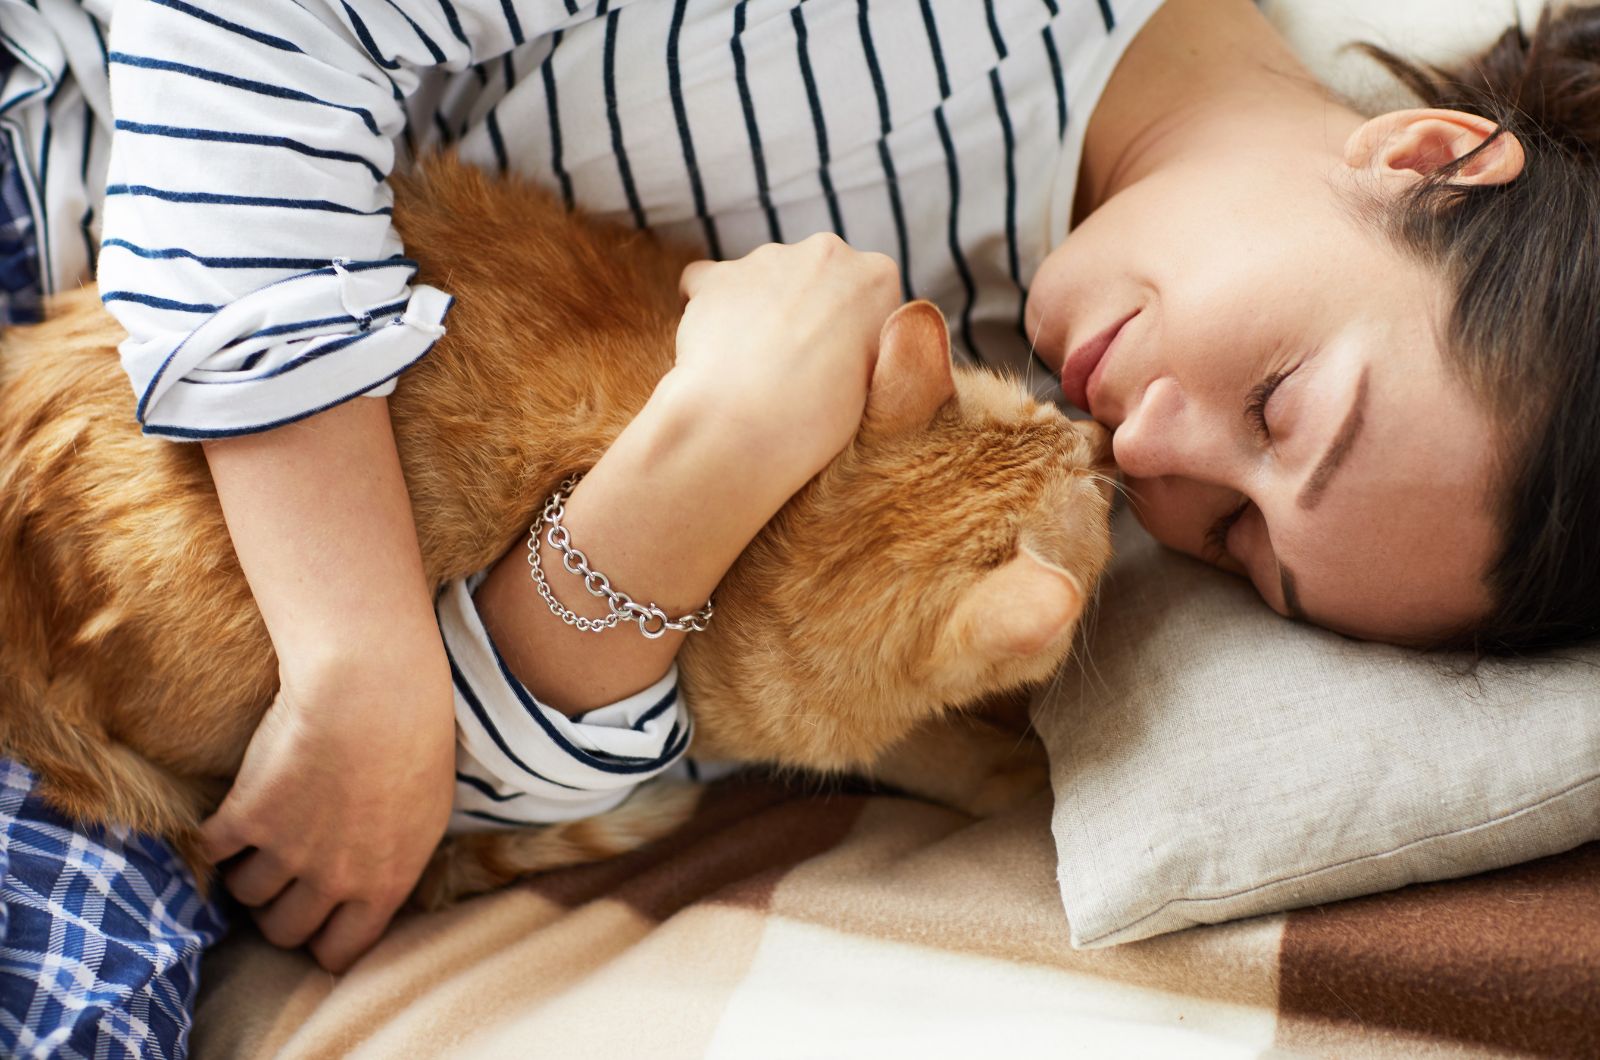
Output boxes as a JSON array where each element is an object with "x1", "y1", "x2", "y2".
[{"x1": 1110, "y1": 375, "x2": 1237, "y2": 484}]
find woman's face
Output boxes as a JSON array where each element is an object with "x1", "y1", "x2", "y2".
[{"x1": 1026, "y1": 128, "x2": 1503, "y2": 645}]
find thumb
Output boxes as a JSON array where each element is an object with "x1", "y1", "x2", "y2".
[
  {"x1": 198, "y1": 797, "x2": 250, "y2": 865},
  {"x1": 678, "y1": 259, "x2": 717, "y2": 300}
]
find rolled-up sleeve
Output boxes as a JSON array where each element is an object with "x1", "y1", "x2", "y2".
[
  {"x1": 437, "y1": 572, "x2": 694, "y2": 834},
  {"x1": 98, "y1": 0, "x2": 570, "y2": 438}
]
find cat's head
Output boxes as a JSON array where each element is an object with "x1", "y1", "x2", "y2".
[{"x1": 681, "y1": 301, "x2": 1115, "y2": 769}]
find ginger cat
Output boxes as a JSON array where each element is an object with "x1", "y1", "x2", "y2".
[{"x1": 0, "y1": 155, "x2": 1113, "y2": 908}]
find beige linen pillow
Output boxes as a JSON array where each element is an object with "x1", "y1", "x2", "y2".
[{"x1": 1035, "y1": 513, "x2": 1600, "y2": 948}]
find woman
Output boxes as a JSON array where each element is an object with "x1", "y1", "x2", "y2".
[{"x1": 0, "y1": 0, "x2": 1594, "y2": 1054}]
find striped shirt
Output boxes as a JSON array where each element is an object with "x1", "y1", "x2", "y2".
[{"x1": 0, "y1": 0, "x2": 1160, "y2": 828}]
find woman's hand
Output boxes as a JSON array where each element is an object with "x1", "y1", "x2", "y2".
[
  {"x1": 476, "y1": 234, "x2": 902, "y2": 714},
  {"x1": 200, "y1": 396, "x2": 454, "y2": 973},
  {"x1": 200, "y1": 639, "x2": 454, "y2": 972},
  {"x1": 675, "y1": 233, "x2": 902, "y2": 494}
]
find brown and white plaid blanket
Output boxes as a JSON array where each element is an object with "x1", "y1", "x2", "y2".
[{"x1": 192, "y1": 777, "x2": 1600, "y2": 1059}]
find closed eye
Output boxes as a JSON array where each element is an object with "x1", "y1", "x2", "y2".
[{"x1": 1244, "y1": 370, "x2": 1291, "y2": 442}]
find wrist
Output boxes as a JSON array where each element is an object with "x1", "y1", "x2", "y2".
[{"x1": 645, "y1": 368, "x2": 826, "y2": 501}]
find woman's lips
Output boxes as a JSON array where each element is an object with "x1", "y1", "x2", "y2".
[{"x1": 1060, "y1": 310, "x2": 1137, "y2": 416}]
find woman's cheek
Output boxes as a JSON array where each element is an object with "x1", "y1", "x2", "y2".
[{"x1": 1125, "y1": 475, "x2": 1225, "y2": 563}]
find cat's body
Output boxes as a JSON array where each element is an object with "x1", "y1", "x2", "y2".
[{"x1": 0, "y1": 156, "x2": 1113, "y2": 906}]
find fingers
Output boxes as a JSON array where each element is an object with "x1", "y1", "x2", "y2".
[
  {"x1": 222, "y1": 849, "x2": 293, "y2": 908},
  {"x1": 309, "y1": 896, "x2": 403, "y2": 974},
  {"x1": 252, "y1": 879, "x2": 339, "y2": 952}
]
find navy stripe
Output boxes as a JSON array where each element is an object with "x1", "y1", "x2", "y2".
[
  {"x1": 105, "y1": 183, "x2": 390, "y2": 216},
  {"x1": 100, "y1": 240, "x2": 411, "y2": 272},
  {"x1": 113, "y1": 120, "x2": 385, "y2": 182},
  {"x1": 79, "y1": 99, "x2": 93, "y2": 181},
  {"x1": 791, "y1": 7, "x2": 844, "y2": 238},
  {"x1": 151, "y1": 0, "x2": 303, "y2": 54},
  {"x1": 460, "y1": 807, "x2": 551, "y2": 827},
  {"x1": 436, "y1": 0, "x2": 468, "y2": 46},
  {"x1": 1043, "y1": 25, "x2": 1066, "y2": 139},
  {"x1": 485, "y1": 108, "x2": 508, "y2": 173},
  {"x1": 667, "y1": 0, "x2": 721, "y2": 258},
  {"x1": 341, "y1": 2, "x2": 401, "y2": 70},
  {"x1": 80, "y1": 206, "x2": 97, "y2": 276},
  {"x1": 37, "y1": 98, "x2": 53, "y2": 289},
  {"x1": 101, "y1": 291, "x2": 221, "y2": 313},
  {"x1": 561, "y1": 0, "x2": 578, "y2": 13},
  {"x1": 432, "y1": 111, "x2": 454, "y2": 145},
  {"x1": 989, "y1": 70, "x2": 1022, "y2": 317},
  {"x1": 138, "y1": 286, "x2": 413, "y2": 415},
  {"x1": 198, "y1": 342, "x2": 349, "y2": 383},
  {"x1": 1097, "y1": 0, "x2": 1116, "y2": 32},
  {"x1": 857, "y1": 0, "x2": 912, "y2": 299},
  {"x1": 541, "y1": 31, "x2": 574, "y2": 210},
  {"x1": 87, "y1": 10, "x2": 109, "y2": 71},
  {"x1": 472, "y1": 61, "x2": 489, "y2": 86},
  {"x1": 502, "y1": 52, "x2": 515, "y2": 92},
  {"x1": 983, "y1": 0, "x2": 1008, "y2": 60},
  {"x1": 918, "y1": 0, "x2": 951, "y2": 99},
  {"x1": 137, "y1": 318, "x2": 447, "y2": 438},
  {"x1": 488, "y1": 642, "x2": 691, "y2": 775},
  {"x1": 731, "y1": 1, "x2": 781, "y2": 242},
  {"x1": 336, "y1": 1, "x2": 398, "y2": 71},
  {"x1": 455, "y1": 771, "x2": 527, "y2": 803},
  {"x1": 447, "y1": 653, "x2": 585, "y2": 790},
  {"x1": 985, "y1": 68, "x2": 1024, "y2": 342},
  {"x1": 933, "y1": 109, "x2": 979, "y2": 362},
  {"x1": 107, "y1": 53, "x2": 381, "y2": 136},
  {"x1": 1040, "y1": 0, "x2": 1058, "y2": 14},
  {"x1": 568, "y1": 684, "x2": 679, "y2": 730},
  {"x1": 246, "y1": 325, "x2": 398, "y2": 381},
  {"x1": 501, "y1": 0, "x2": 526, "y2": 45},
  {"x1": 603, "y1": 10, "x2": 646, "y2": 229},
  {"x1": 222, "y1": 301, "x2": 409, "y2": 350},
  {"x1": 384, "y1": 0, "x2": 446, "y2": 64},
  {"x1": 635, "y1": 685, "x2": 679, "y2": 728}
]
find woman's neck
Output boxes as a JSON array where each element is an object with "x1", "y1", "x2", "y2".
[{"x1": 1075, "y1": 0, "x2": 1364, "y2": 223}]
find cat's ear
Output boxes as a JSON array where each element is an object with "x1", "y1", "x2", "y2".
[
  {"x1": 862, "y1": 300, "x2": 956, "y2": 440},
  {"x1": 943, "y1": 549, "x2": 1084, "y2": 661}
]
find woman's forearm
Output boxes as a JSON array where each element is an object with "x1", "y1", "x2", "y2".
[
  {"x1": 201, "y1": 396, "x2": 446, "y2": 680},
  {"x1": 472, "y1": 372, "x2": 802, "y2": 714}
]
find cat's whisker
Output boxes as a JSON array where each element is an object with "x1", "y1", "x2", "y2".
[{"x1": 1025, "y1": 304, "x2": 1048, "y2": 394}]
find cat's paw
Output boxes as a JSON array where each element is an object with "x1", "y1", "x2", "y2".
[
  {"x1": 955, "y1": 736, "x2": 1052, "y2": 818},
  {"x1": 868, "y1": 718, "x2": 1054, "y2": 818}
]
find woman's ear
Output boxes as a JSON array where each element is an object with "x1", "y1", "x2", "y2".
[{"x1": 1344, "y1": 108, "x2": 1526, "y2": 187}]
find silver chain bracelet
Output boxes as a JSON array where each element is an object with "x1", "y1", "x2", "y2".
[{"x1": 526, "y1": 474, "x2": 715, "y2": 639}]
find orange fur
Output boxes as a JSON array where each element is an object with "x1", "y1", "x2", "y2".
[{"x1": 0, "y1": 155, "x2": 1114, "y2": 905}]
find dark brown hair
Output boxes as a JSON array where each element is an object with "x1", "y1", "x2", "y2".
[{"x1": 1358, "y1": 4, "x2": 1600, "y2": 653}]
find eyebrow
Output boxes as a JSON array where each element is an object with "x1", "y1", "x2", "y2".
[
  {"x1": 1277, "y1": 365, "x2": 1373, "y2": 621},
  {"x1": 1297, "y1": 365, "x2": 1371, "y2": 511}
]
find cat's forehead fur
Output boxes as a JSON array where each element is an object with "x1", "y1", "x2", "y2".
[{"x1": 689, "y1": 358, "x2": 1113, "y2": 768}]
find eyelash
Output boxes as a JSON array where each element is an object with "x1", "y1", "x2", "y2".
[
  {"x1": 1244, "y1": 370, "x2": 1290, "y2": 442},
  {"x1": 1204, "y1": 496, "x2": 1250, "y2": 559},
  {"x1": 1208, "y1": 365, "x2": 1298, "y2": 558}
]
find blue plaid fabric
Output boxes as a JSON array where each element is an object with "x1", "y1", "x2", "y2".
[
  {"x1": 0, "y1": 758, "x2": 228, "y2": 1059},
  {"x1": 0, "y1": 47, "x2": 42, "y2": 325}
]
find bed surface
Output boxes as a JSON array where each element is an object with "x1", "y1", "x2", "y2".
[{"x1": 194, "y1": 777, "x2": 1600, "y2": 1058}]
